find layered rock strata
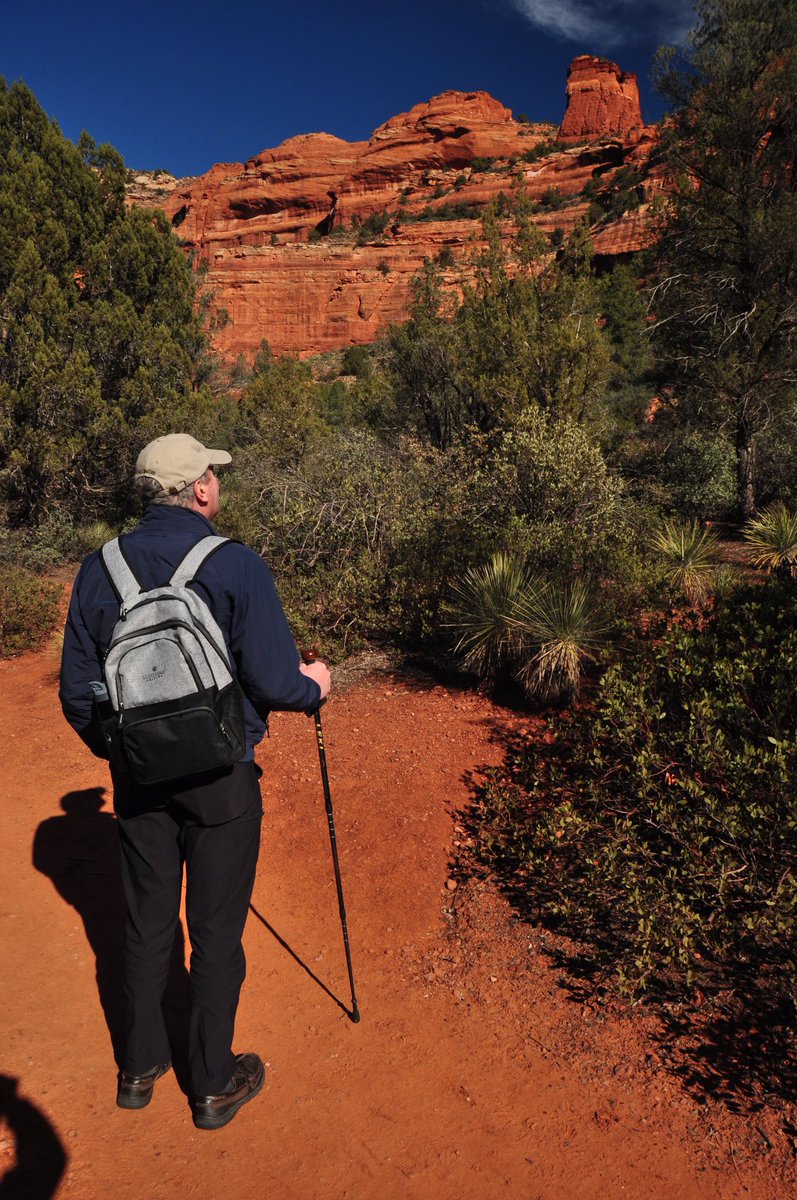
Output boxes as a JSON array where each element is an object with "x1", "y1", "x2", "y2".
[{"x1": 135, "y1": 58, "x2": 660, "y2": 358}]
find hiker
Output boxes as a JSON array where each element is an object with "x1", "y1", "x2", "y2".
[{"x1": 59, "y1": 433, "x2": 330, "y2": 1129}]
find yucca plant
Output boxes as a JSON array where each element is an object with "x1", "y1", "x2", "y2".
[
  {"x1": 651, "y1": 518, "x2": 718, "y2": 603},
  {"x1": 446, "y1": 552, "x2": 536, "y2": 677},
  {"x1": 512, "y1": 578, "x2": 608, "y2": 703},
  {"x1": 743, "y1": 503, "x2": 797, "y2": 575}
]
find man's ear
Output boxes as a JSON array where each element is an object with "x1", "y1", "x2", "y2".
[{"x1": 193, "y1": 473, "x2": 211, "y2": 507}]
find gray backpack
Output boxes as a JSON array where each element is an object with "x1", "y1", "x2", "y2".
[{"x1": 98, "y1": 535, "x2": 245, "y2": 785}]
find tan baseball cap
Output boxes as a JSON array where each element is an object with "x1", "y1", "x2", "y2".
[{"x1": 135, "y1": 434, "x2": 232, "y2": 494}]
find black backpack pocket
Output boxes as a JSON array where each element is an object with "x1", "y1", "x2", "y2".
[{"x1": 116, "y1": 683, "x2": 245, "y2": 786}]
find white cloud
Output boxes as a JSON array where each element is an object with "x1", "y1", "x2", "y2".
[{"x1": 509, "y1": 0, "x2": 696, "y2": 48}]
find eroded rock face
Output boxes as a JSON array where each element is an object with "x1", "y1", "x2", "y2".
[
  {"x1": 161, "y1": 91, "x2": 534, "y2": 249},
  {"x1": 133, "y1": 62, "x2": 658, "y2": 358},
  {"x1": 559, "y1": 55, "x2": 644, "y2": 143}
]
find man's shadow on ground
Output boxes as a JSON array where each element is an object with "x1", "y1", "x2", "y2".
[
  {"x1": 0, "y1": 1074, "x2": 66, "y2": 1200},
  {"x1": 32, "y1": 789, "x2": 190, "y2": 1087}
]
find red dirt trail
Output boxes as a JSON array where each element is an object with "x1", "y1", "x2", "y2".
[{"x1": 0, "y1": 646, "x2": 792, "y2": 1200}]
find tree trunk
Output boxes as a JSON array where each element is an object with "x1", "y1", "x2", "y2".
[{"x1": 736, "y1": 417, "x2": 756, "y2": 522}]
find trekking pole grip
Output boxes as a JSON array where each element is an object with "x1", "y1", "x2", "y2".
[{"x1": 301, "y1": 645, "x2": 324, "y2": 715}]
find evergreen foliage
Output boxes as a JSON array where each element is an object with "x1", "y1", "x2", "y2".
[
  {"x1": 0, "y1": 79, "x2": 226, "y2": 526},
  {"x1": 486, "y1": 406, "x2": 627, "y2": 580},
  {"x1": 388, "y1": 195, "x2": 612, "y2": 448},
  {"x1": 650, "y1": 0, "x2": 797, "y2": 518},
  {"x1": 238, "y1": 356, "x2": 326, "y2": 468},
  {"x1": 465, "y1": 582, "x2": 797, "y2": 1006}
]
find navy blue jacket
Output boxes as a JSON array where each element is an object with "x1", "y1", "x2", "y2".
[{"x1": 59, "y1": 504, "x2": 321, "y2": 761}]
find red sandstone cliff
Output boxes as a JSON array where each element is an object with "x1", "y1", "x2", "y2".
[
  {"x1": 559, "y1": 55, "x2": 644, "y2": 143},
  {"x1": 133, "y1": 58, "x2": 661, "y2": 358}
]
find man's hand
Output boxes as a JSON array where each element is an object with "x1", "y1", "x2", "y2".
[{"x1": 300, "y1": 659, "x2": 331, "y2": 700}]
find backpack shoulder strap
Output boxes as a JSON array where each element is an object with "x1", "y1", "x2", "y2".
[
  {"x1": 170, "y1": 535, "x2": 230, "y2": 589},
  {"x1": 100, "y1": 538, "x2": 142, "y2": 606}
]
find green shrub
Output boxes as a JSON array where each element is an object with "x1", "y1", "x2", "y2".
[
  {"x1": 586, "y1": 201, "x2": 605, "y2": 226},
  {"x1": 753, "y1": 423, "x2": 797, "y2": 508},
  {"x1": 356, "y1": 211, "x2": 391, "y2": 245},
  {"x1": 0, "y1": 565, "x2": 62, "y2": 656},
  {"x1": 580, "y1": 166, "x2": 644, "y2": 223},
  {"x1": 521, "y1": 139, "x2": 566, "y2": 164},
  {"x1": 401, "y1": 200, "x2": 480, "y2": 224},
  {"x1": 539, "y1": 186, "x2": 567, "y2": 211},
  {"x1": 487, "y1": 408, "x2": 628, "y2": 580},
  {"x1": 0, "y1": 517, "x2": 116, "y2": 571},
  {"x1": 237, "y1": 356, "x2": 328, "y2": 468},
  {"x1": 468, "y1": 581, "x2": 797, "y2": 1002},
  {"x1": 632, "y1": 427, "x2": 736, "y2": 521},
  {"x1": 218, "y1": 432, "x2": 492, "y2": 652},
  {"x1": 341, "y1": 345, "x2": 372, "y2": 379}
]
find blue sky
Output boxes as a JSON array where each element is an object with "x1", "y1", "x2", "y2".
[{"x1": 2, "y1": 0, "x2": 696, "y2": 177}]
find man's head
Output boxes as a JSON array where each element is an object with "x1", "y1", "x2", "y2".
[{"x1": 134, "y1": 434, "x2": 231, "y2": 520}]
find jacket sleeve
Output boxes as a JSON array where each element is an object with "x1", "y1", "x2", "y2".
[
  {"x1": 226, "y1": 548, "x2": 322, "y2": 715},
  {"x1": 58, "y1": 560, "x2": 109, "y2": 759}
]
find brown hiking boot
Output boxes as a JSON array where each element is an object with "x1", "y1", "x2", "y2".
[
  {"x1": 193, "y1": 1053, "x2": 265, "y2": 1130},
  {"x1": 117, "y1": 1062, "x2": 172, "y2": 1109}
]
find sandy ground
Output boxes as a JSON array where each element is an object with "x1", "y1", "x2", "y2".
[{"x1": 0, "y1": 644, "x2": 793, "y2": 1200}]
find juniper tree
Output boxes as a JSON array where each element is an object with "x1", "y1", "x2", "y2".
[
  {"x1": 0, "y1": 79, "x2": 226, "y2": 526},
  {"x1": 387, "y1": 194, "x2": 612, "y2": 448}
]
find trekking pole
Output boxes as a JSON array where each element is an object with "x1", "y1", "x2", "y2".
[{"x1": 301, "y1": 647, "x2": 360, "y2": 1023}]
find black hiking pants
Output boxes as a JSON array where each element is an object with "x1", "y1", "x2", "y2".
[{"x1": 114, "y1": 761, "x2": 263, "y2": 1096}]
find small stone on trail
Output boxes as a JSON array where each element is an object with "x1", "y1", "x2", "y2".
[{"x1": 446, "y1": 878, "x2": 458, "y2": 891}]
